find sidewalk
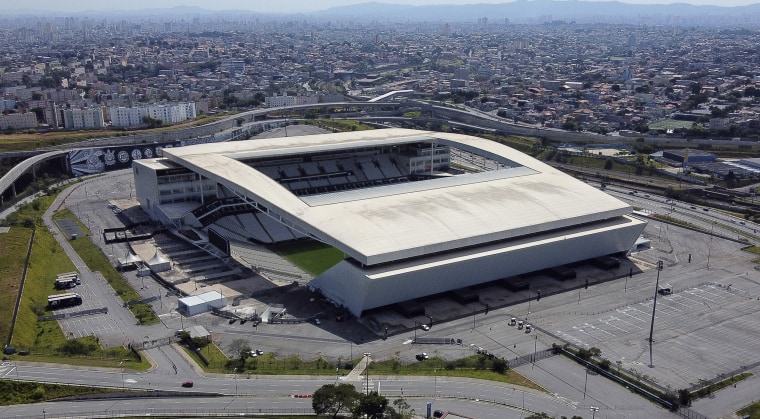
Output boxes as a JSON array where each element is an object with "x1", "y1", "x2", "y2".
[{"x1": 344, "y1": 354, "x2": 371, "y2": 381}]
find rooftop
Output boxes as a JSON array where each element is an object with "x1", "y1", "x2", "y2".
[{"x1": 161, "y1": 128, "x2": 632, "y2": 266}]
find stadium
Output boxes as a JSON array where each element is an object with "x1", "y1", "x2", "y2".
[{"x1": 132, "y1": 128, "x2": 646, "y2": 317}]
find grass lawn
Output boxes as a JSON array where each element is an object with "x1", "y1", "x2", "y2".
[
  {"x1": 648, "y1": 119, "x2": 695, "y2": 131},
  {"x1": 0, "y1": 227, "x2": 33, "y2": 345},
  {"x1": 739, "y1": 400, "x2": 760, "y2": 419},
  {"x1": 1, "y1": 193, "x2": 148, "y2": 370},
  {"x1": 270, "y1": 241, "x2": 344, "y2": 276},
  {"x1": 0, "y1": 379, "x2": 125, "y2": 406},
  {"x1": 742, "y1": 245, "x2": 760, "y2": 264},
  {"x1": 190, "y1": 344, "x2": 543, "y2": 392},
  {"x1": 303, "y1": 119, "x2": 374, "y2": 132},
  {"x1": 0, "y1": 112, "x2": 234, "y2": 153}
]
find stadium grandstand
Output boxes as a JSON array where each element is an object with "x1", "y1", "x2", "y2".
[{"x1": 132, "y1": 128, "x2": 646, "y2": 317}]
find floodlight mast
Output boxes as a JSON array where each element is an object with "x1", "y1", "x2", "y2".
[{"x1": 648, "y1": 260, "x2": 663, "y2": 367}]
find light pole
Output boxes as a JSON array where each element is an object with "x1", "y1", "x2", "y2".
[
  {"x1": 234, "y1": 368, "x2": 238, "y2": 397},
  {"x1": 363, "y1": 353, "x2": 371, "y2": 395},
  {"x1": 583, "y1": 368, "x2": 589, "y2": 399},
  {"x1": 707, "y1": 222, "x2": 715, "y2": 269},
  {"x1": 119, "y1": 361, "x2": 125, "y2": 388},
  {"x1": 648, "y1": 260, "x2": 664, "y2": 368},
  {"x1": 532, "y1": 335, "x2": 538, "y2": 367},
  {"x1": 526, "y1": 292, "x2": 531, "y2": 321},
  {"x1": 336, "y1": 367, "x2": 339, "y2": 383},
  {"x1": 590, "y1": 406, "x2": 599, "y2": 419}
]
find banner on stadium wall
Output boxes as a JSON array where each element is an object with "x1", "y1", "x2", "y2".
[{"x1": 68, "y1": 143, "x2": 172, "y2": 176}]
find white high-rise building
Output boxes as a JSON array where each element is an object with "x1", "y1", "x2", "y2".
[
  {"x1": 63, "y1": 106, "x2": 105, "y2": 129},
  {"x1": 109, "y1": 102, "x2": 197, "y2": 127}
]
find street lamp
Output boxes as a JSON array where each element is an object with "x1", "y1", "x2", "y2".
[
  {"x1": 363, "y1": 353, "x2": 371, "y2": 395},
  {"x1": 590, "y1": 406, "x2": 599, "y2": 419},
  {"x1": 583, "y1": 368, "x2": 590, "y2": 399},
  {"x1": 119, "y1": 361, "x2": 125, "y2": 388},
  {"x1": 526, "y1": 292, "x2": 531, "y2": 321},
  {"x1": 707, "y1": 222, "x2": 715, "y2": 269},
  {"x1": 234, "y1": 368, "x2": 238, "y2": 397},
  {"x1": 648, "y1": 260, "x2": 664, "y2": 367}
]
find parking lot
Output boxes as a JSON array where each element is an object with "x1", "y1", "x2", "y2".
[{"x1": 56, "y1": 168, "x2": 760, "y2": 401}]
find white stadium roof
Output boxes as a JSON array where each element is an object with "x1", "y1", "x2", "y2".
[{"x1": 161, "y1": 128, "x2": 632, "y2": 266}]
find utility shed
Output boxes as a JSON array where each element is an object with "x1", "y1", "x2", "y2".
[{"x1": 178, "y1": 291, "x2": 227, "y2": 316}]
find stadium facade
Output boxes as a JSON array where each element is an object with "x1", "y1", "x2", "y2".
[{"x1": 132, "y1": 128, "x2": 646, "y2": 317}]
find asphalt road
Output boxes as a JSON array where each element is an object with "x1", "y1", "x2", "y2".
[{"x1": 7, "y1": 153, "x2": 759, "y2": 418}]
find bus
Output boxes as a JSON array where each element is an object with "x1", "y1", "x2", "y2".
[
  {"x1": 55, "y1": 272, "x2": 80, "y2": 289},
  {"x1": 47, "y1": 293, "x2": 83, "y2": 309},
  {"x1": 54, "y1": 278, "x2": 76, "y2": 289}
]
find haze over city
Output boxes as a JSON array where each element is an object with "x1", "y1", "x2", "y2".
[{"x1": 7, "y1": 0, "x2": 760, "y2": 14}]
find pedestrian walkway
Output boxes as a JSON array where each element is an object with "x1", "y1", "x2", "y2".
[{"x1": 344, "y1": 354, "x2": 371, "y2": 381}]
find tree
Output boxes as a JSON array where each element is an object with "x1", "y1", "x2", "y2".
[
  {"x1": 392, "y1": 397, "x2": 415, "y2": 418},
  {"x1": 725, "y1": 170, "x2": 736, "y2": 188},
  {"x1": 353, "y1": 391, "x2": 388, "y2": 419},
  {"x1": 491, "y1": 357, "x2": 508, "y2": 374},
  {"x1": 227, "y1": 339, "x2": 251, "y2": 359},
  {"x1": 312, "y1": 383, "x2": 361, "y2": 418}
]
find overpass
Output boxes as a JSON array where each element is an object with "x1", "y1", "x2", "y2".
[
  {"x1": 3, "y1": 98, "x2": 757, "y2": 211},
  {"x1": 0, "y1": 149, "x2": 69, "y2": 207}
]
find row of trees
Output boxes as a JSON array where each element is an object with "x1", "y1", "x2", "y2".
[{"x1": 312, "y1": 383, "x2": 414, "y2": 419}]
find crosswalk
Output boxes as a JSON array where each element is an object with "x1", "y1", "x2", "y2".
[{"x1": 0, "y1": 361, "x2": 17, "y2": 378}]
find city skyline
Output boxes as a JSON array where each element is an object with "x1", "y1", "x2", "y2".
[{"x1": 7, "y1": 0, "x2": 760, "y2": 14}]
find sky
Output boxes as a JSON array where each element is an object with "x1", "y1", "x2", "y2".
[{"x1": 6, "y1": 0, "x2": 760, "y2": 14}]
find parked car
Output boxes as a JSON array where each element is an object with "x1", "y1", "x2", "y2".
[
  {"x1": 420, "y1": 324, "x2": 430, "y2": 331},
  {"x1": 525, "y1": 324, "x2": 532, "y2": 333},
  {"x1": 433, "y1": 410, "x2": 445, "y2": 418},
  {"x1": 416, "y1": 353, "x2": 429, "y2": 361},
  {"x1": 181, "y1": 381, "x2": 194, "y2": 388},
  {"x1": 658, "y1": 287, "x2": 672, "y2": 295}
]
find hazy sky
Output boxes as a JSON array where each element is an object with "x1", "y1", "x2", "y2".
[{"x1": 9, "y1": 0, "x2": 760, "y2": 14}]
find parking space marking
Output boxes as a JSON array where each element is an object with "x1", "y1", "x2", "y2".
[
  {"x1": 621, "y1": 306, "x2": 652, "y2": 320},
  {"x1": 583, "y1": 322, "x2": 616, "y2": 338},
  {"x1": 599, "y1": 316, "x2": 632, "y2": 333},
  {"x1": 571, "y1": 325, "x2": 604, "y2": 342},
  {"x1": 555, "y1": 330, "x2": 584, "y2": 347}
]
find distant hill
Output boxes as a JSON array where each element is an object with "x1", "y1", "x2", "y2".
[
  {"x1": 316, "y1": 1, "x2": 760, "y2": 25},
  {"x1": 5, "y1": 1, "x2": 760, "y2": 26}
]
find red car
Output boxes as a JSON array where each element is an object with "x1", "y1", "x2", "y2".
[{"x1": 181, "y1": 381, "x2": 194, "y2": 388}]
